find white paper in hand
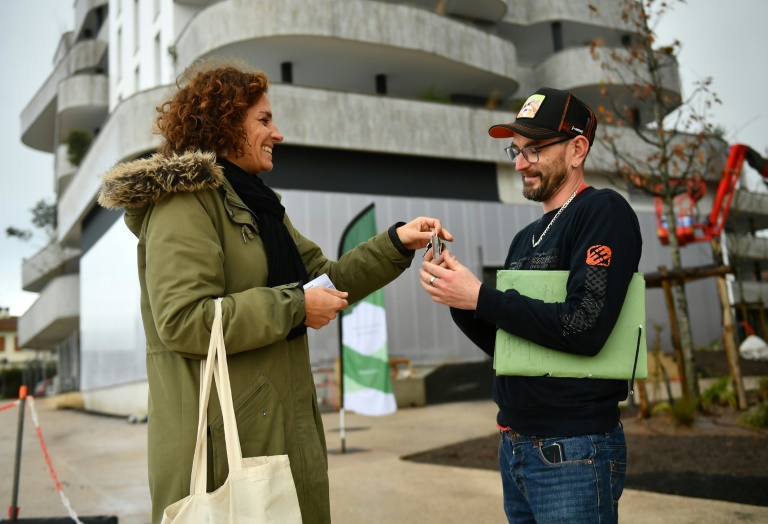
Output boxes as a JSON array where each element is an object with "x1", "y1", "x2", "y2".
[{"x1": 303, "y1": 273, "x2": 336, "y2": 290}]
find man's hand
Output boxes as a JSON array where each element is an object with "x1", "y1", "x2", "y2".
[
  {"x1": 304, "y1": 287, "x2": 349, "y2": 329},
  {"x1": 396, "y1": 217, "x2": 454, "y2": 251},
  {"x1": 420, "y1": 248, "x2": 482, "y2": 310}
]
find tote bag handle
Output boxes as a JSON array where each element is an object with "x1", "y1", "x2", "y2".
[{"x1": 188, "y1": 298, "x2": 244, "y2": 495}]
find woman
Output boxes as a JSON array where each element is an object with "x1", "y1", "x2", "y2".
[{"x1": 98, "y1": 61, "x2": 451, "y2": 523}]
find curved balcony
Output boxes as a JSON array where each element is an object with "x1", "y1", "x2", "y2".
[
  {"x1": 22, "y1": 243, "x2": 81, "y2": 293},
  {"x1": 58, "y1": 81, "x2": 518, "y2": 244},
  {"x1": 57, "y1": 74, "x2": 109, "y2": 142},
  {"x1": 730, "y1": 189, "x2": 768, "y2": 236},
  {"x1": 269, "y1": 84, "x2": 511, "y2": 159},
  {"x1": 55, "y1": 81, "x2": 719, "y2": 248},
  {"x1": 53, "y1": 32, "x2": 75, "y2": 67},
  {"x1": 500, "y1": 0, "x2": 638, "y2": 65},
  {"x1": 17, "y1": 275, "x2": 80, "y2": 349},
  {"x1": 726, "y1": 235, "x2": 768, "y2": 262},
  {"x1": 376, "y1": 0, "x2": 507, "y2": 22},
  {"x1": 731, "y1": 281, "x2": 768, "y2": 305},
  {"x1": 733, "y1": 189, "x2": 768, "y2": 218},
  {"x1": 510, "y1": 0, "x2": 633, "y2": 31},
  {"x1": 175, "y1": 0, "x2": 217, "y2": 5},
  {"x1": 585, "y1": 125, "x2": 727, "y2": 181},
  {"x1": 74, "y1": 0, "x2": 108, "y2": 42},
  {"x1": 55, "y1": 143, "x2": 78, "y2": 195},
  {"x1": 58, "y1": 86, "x2": 168, "y2": 246},
  {"x1": 21, "y1": 39, "x2": 108, "y2": 152},
  {"x1": 535, "y1": 46, "x2": 681, "y2": 126},
  {"x1": 175, "y1": 0, "x2": 520, "y2": 102}
]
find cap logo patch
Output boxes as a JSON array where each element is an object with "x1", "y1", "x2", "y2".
[
  {"x1": 586, "y1": 245, "x2": 612, "y2": 266},
  {"x1": 517, "y1": 94, "x2": 545, "y2": 119},
  {"x1": 571, "y1": 126, "x2": 584, "y2": 134}
]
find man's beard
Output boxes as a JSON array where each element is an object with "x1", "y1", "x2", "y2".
[{"x1": 521, "y1": 156, "x2": 568, "y2": 202}]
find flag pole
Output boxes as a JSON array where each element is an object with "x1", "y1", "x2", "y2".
[{"x1": 337, "y1": 202, "x2": 376, "y2": 454}]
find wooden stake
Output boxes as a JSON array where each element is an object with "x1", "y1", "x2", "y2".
[
  {"x1": 716, "y1": 276, "x2": 748, "y2": 410},
  {"x1": 659, "y1": 266, "x2": 688, "y2": 402}
]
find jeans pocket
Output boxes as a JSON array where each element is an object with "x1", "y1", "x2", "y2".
[
  {"x1": 538, "y1": 436, "x2": 595, "y2": 466},
  {"x1": 599, "y1": 427, "x2": 627, "y2": 505}
]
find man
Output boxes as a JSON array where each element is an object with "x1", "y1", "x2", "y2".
[{"x1": 420, "y1": 87, "x2": 642, "y2": 523}]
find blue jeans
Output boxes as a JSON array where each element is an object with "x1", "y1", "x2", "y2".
[{"x1": 498, "y1": 426, "x2": 626, "y2": 523}]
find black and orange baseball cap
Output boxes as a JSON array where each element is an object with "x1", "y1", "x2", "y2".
[{"x1": 489, "y1": 87, "x2": 597, "y2": 145}]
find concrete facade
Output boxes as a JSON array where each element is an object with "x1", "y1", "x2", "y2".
[{"x1": 16, "y1": 0, "x2": 768, "y2": 414}]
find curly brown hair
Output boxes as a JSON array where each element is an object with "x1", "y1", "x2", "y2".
[{"x1": 156, "y1": 61, "x2": 269, "y2": 157}]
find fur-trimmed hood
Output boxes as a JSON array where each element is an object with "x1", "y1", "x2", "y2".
[{"x1": 98, "y1": 150, "x2": 224, "y2": 210}]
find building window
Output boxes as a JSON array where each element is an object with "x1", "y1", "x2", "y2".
[
  {"x1": 134, "y1": 0, "x2": 140, "y2": 53},
  {"x1": 15, "y1": 336, "x2": 20, "y2": 352},
  {"x1": 154, "y1": 32, "x2": 162, "y2": 84},
  {"x1": 117, "y1": 28, "x2": 122, "y2": 80},
  {"x1": 0, "y1": 336, "x2": 5, "y2": 352}
]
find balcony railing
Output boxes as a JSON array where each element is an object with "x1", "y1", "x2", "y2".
[
  {"x1": 175, "y1": 0, "x2": 520, "y2": 101},
  {"x1": 727, "y1": 234, "x2": 768, "y2": 262},
  {"x1": 730, "y1": 280, "x2": 768, "y2": 305},
  {"x1": 21, "y1": 40, "x2": 108, "y2": 152},
  {"x1": 22, "y1": 243, "x2": 81, "y2": 293},
  {"x1": 18, "y1": 275, "x2": 80, "y2": 349}
]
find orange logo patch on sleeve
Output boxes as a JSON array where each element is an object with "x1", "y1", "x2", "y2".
[{"x1": 586, "y1": 245, "x2": 612, "y2": 266}]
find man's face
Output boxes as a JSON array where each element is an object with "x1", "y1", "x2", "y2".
[{"x1": 513, "y1": 137, "x2": 569, "y2": 203}]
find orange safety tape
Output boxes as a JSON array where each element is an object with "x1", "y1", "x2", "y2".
[
  {"x1": 26, "y1": 397, "x2": 84, "y2": 524},
  {"x1": 0, "y1": 400, "x2": 19, "y2": 412}
]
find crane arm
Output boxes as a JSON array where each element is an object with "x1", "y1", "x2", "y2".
[{"x1": 744, "y1": 146, "x2": 768, "y2": 178}]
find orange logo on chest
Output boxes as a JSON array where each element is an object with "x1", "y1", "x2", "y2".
[{"x1": 586, "y1": 245, "x2": 612, "y2": 266}]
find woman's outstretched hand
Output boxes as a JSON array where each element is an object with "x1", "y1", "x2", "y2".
[{"x1": 396, "y1": 217, "x2": 454, "y2": 251}]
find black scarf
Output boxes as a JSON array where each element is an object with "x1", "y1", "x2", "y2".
[{"x1": 220, "y1": 159, "x2": 308, "y2": 339}]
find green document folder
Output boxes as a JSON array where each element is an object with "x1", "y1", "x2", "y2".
[{"x1": 494, "y1": 271, "x2": 647, "y2": 380}]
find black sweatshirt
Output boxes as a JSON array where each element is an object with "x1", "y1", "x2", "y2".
[{"x1": 450, "y1": 187, "x2": 642, "y2": 437}]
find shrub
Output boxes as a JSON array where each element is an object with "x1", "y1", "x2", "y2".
[
  {"x1": 738, "y1": 402, "x2": 768, "y2": 430},
  {"x1": 65, "y1": 128, "x2": 93, "y2": 166},
  {"x1": 421, "y1": 88, "x2": 450, "y2": 103},
  {"x1": 652, "y1": 397, "x2": 697, "y2": 427},
  {"x1": 700, "y1": 376, "x2": 736, "y2": 409},
  {"x1": 754, "y1": 377, "x2": 768, "y2": 403}
]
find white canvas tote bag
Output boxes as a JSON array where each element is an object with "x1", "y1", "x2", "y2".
[{"x1": 162, "y1": 298, "x2": 302, "y2": 523}]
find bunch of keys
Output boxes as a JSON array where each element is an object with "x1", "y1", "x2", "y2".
[{"x1": 424, "y1": 233, "x2": 445, "y2": 262}]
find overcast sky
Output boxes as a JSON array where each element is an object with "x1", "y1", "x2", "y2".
[
  {"x1": 0, "y1": 1, "x2": 72, "y2": 316},
  {"x1": 1, "y1": 0, "x2": 767, "y2": 317}
]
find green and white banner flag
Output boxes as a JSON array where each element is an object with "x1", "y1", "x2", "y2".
[{"x1": 339, "y1": 203, "x2": 396, "y2": 416}]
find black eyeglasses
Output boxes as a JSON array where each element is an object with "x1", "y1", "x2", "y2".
[{"x1": 504, "y1": 137, "x2": 571, "y2": 163}]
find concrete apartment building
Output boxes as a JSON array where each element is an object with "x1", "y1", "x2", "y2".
[{"x1": 17, "y1": 0, "x2": 768, "y2": 414}]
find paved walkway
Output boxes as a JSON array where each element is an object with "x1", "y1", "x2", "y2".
[{"x1": 0, "y1": 398, "x2": 766, "y2": 523}]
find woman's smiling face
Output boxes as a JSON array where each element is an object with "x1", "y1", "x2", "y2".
[{"x1": 230, "y1": 95, "x2": 284, "y2": 174}]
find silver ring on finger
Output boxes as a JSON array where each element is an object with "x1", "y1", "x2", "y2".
[{"x1": 429, "y1": 275, "x2": 437, "y2": 286}]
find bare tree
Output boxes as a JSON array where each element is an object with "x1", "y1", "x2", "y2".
[
  {"x1": 589, "y1": 0, "x2": 727, "y2": 401},
  {"x1": 5, "y1": 199, "x2": 57, "y2": 245},
  {"x1": 6, "y1": 199, "x2": 66, "y2": 278}
]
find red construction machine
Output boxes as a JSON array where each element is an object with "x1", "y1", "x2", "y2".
[{"x1": 656, "y1": 144, "x2": 768, "y2": 246}]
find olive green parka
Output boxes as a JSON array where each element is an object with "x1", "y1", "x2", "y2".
[{"x1": 98, "y1": 151, "x2": 415, "y2": 523}]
